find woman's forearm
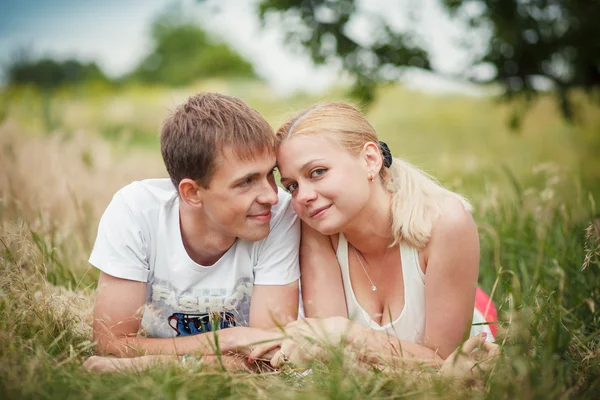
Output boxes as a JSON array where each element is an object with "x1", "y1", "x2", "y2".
[{"x1": 348, "y1": 324, "x2": 444, "y2": 367}]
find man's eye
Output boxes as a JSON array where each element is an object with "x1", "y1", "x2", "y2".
[
  {"x1": 310, "y1": 168, "x2": 327, "y2": 178},
  {"x1": 238, "y1": 179, "x2": 251, "y2": 187},
  {"x1": 285, "y1": 182, "x2": 298, "y2": 193}
]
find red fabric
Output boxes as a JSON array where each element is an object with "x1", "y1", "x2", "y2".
[{"x1": 475, "y1": 287, "x2": 498, "y2": 337}]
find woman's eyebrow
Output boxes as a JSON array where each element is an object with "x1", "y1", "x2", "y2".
[{"x1": 279, "y1": 159, "x2": 325, "y2": 183}]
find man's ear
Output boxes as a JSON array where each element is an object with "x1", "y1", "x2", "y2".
[
  {"x1": 362, "y1": 141, "x2": 383, "y2": 174},
  {"x1": 179, "y1": 178, "x2": 204, "y2": 208}
]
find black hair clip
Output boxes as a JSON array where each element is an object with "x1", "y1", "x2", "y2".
[{"x1": 379, "y1": 141, "x2": 393, "y2": 168}]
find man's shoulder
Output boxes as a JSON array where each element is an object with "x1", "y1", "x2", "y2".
[
  {"x1": 90, "y1": 179, "x2": 178, "y2": 283},
  {"x1": 115, "y1": 178, "x2": 178, "y2": 211}
]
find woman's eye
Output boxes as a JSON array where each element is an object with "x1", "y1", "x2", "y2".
[
  {"x1": 285, "y1": 182, "x2": 298, "y2": 193},
  {"x1": 310, "y1": 168, "x2": 327, "y2": 178}
]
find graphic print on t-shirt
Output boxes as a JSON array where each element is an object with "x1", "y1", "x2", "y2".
[
  {"x1": 141, "y1": 276, "x2": 253, "y2": 337},
  {"x1": 168, "y1": 311, "x2": 237, "y2": 336}
]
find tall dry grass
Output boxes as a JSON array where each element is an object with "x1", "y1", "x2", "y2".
[
  {"x1": 0, "y1": 120, "x2": 167, "y2": 348},
  {"x1": 0, "y1": 83, "x2": 599, "y2": 398}
]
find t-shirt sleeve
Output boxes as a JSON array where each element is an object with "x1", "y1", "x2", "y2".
[
  {"x1": 253, "y1": 198, "x2": 300, "y2": 285},
  {"x1": 88, "y1": 192, "x2": 150, "y2": 282}
]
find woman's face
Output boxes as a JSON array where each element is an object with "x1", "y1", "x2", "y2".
[{"x1": 277, "y1": 134, "x2": 371, "y2": 235}]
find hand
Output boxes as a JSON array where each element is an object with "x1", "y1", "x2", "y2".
[
  {"x1": 248, "y1": 317, "x2": 357, "y2": 368},
  {"x1": 282, "y1": 316, "x2": 356, "y2": 344},
  {"x1": 236, "y1": 327, "x2": 287, "y2": 360},
  {"x1": 265, "y1": 335, "x2": 328, "y2": 368},
  {"x1": 439, "y1": 333, "x2": 501, "y2": 379}
]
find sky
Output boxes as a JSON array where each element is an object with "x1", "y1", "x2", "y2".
[{"x1": 0, "y1": 0, "x2": 488, "y2": 95}]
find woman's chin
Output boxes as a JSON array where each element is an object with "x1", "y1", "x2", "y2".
[{"x1": 309, "y1": 221, "x2": 340, "y2": 236}]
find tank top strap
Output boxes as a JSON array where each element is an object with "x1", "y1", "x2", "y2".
[
  {"x1": 399, "y1": 242, "x2": 425, "y2": 285},
  {"x1": 336, "y1": 233, "x2": 351, "y2": 282}
]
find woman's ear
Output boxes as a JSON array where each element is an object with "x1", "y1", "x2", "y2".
[
  {"x1": 179, "y1": 178, "x2": 203, "y2": 208},
  {"x1": 362, "y1": 141, "x2": 383, "y2": 175}
]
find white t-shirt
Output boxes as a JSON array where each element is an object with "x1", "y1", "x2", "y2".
[{"x1": 89, "y1": 179, "x2": 300, "y2": 338}]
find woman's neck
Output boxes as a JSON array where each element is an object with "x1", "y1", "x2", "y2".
[{"x1": 341, "y1": 183, "x2": 394, "y2": 255}]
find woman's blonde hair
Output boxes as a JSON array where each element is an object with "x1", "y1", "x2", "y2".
[{"x1": 275, "y1": 102, "x2": 472, "y2": 249}]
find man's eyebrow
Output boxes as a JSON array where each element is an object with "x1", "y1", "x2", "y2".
[
  {"x1": 231, "y1": 172, "x2": 259, "y2": 186},
  {"x1": 231, "y1": 163, "x2": 277, "y2": 186}
]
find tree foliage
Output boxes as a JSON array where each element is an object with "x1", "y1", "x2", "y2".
[
  {"x1": 7, "y1": 58, "x2": 110, "y2": 89},
  {"x1": 130, "y1": 18, "x2": 256, "y2": 86},
  {"x1": 259, "y1": 0, "x2": 430, "y2": 104},
  {"x1": 443, "y1": 0, "x2": 600, "y2": 124},
  {"x1": 259, "y1": 0, "x2": 600, "y2": 122}
]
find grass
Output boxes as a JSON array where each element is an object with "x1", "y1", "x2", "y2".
[{"x1": 0, "y1": 80, "x2": 599, "y2": 399}]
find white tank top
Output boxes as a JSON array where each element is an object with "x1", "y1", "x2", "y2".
[{"x1": 336, "y1": 233, "x2": 493, "y2": 343}]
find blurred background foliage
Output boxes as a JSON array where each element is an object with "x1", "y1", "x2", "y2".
[
  {"x1": 5, "y1": 1, "x2": 599, "y2": 130},
  {"x1": 259, "y1": 0, "x2": 600, "y2": 127},
  {"x1": 128, "y1": 13, "x2": 256, "y2": 86},
  {"x1": 7, "y1": 58, "x2": 111, "y2": 90},
  {"x1": 4, "y1": 10, "x2": 256, "y2": 90}
]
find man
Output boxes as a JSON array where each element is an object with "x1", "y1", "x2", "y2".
[{"x1": 84, "y1": 92, "x2": 299, "y2": 370}]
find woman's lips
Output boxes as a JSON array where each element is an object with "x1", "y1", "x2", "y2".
[{"x1": 310, "y1": 205, "x2": 331, "y2": 218}]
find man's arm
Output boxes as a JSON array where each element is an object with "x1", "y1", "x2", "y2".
[
  {"x1": 93, "y1": 272, "x2": 283, "y2": 357},
  {"x1": 84, "y1": 353, "x2": 269, "y2": 373}
]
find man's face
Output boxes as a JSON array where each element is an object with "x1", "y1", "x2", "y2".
[{"x1": 200, "y1": 146, "x2": 279, "y2": 242}]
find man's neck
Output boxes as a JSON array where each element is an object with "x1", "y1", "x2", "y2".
[{"x1": 179, "y1": 202, "x2": 236, "y2": 266}]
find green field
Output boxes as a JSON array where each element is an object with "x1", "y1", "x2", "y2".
[{"x1": 1, "y1": 80, "x2": 599, "y2": 398}]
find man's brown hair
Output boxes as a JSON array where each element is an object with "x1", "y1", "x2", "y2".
[{"x1": 160, "y1": 92, "x2": 275, "y2": 189}]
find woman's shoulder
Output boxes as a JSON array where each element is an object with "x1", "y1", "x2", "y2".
[
  {"x1": 423, "y1": 196, "x2": 478, "y2": 257},
  {"x1": 301, "y1": 222, "x2": 340, "y2": 252},
  {"x1": 435, "y1": 195, "x2": 474, "y2": 228}
]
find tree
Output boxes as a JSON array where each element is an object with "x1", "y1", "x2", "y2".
[
  {"x1": 259, "y1": 0, "x2": 600, "y2": 123},
  {"x1": 7, "y1": 58, "x2": 110, "y2": 89},
  {"x1": 5, "y1": 56, "x2": 112, "y2": 132},
  {"x1": 130, "y1": 17, "x2": 256, "y2": 86},
  {"x1": 259, "y1": 0, "x2": 430, "y2": 104}
]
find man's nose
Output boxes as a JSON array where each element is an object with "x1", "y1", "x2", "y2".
[{"x1": 257, "y1": 179, "x2": 279, "y2": 205}]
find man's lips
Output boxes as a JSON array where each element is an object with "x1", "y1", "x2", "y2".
[
  {"x1": 247, "y1": 210, "x2": 272, "y2": 221},
  {"x1": 309, "y1": 205, "x2": 331, "y2": 218}
]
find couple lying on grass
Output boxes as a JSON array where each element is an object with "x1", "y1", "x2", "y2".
[{"x1": 84, "y1": 92, "x2": 500, "y2": 375}]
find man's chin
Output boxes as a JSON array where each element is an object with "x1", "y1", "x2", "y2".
[{"x1": 238, "y1": 226, "x2": 270, "y2": 242}]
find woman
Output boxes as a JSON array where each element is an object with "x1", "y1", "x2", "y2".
[{"x1": 249, "y1": 102, "x2": 498, "y2": 368}]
